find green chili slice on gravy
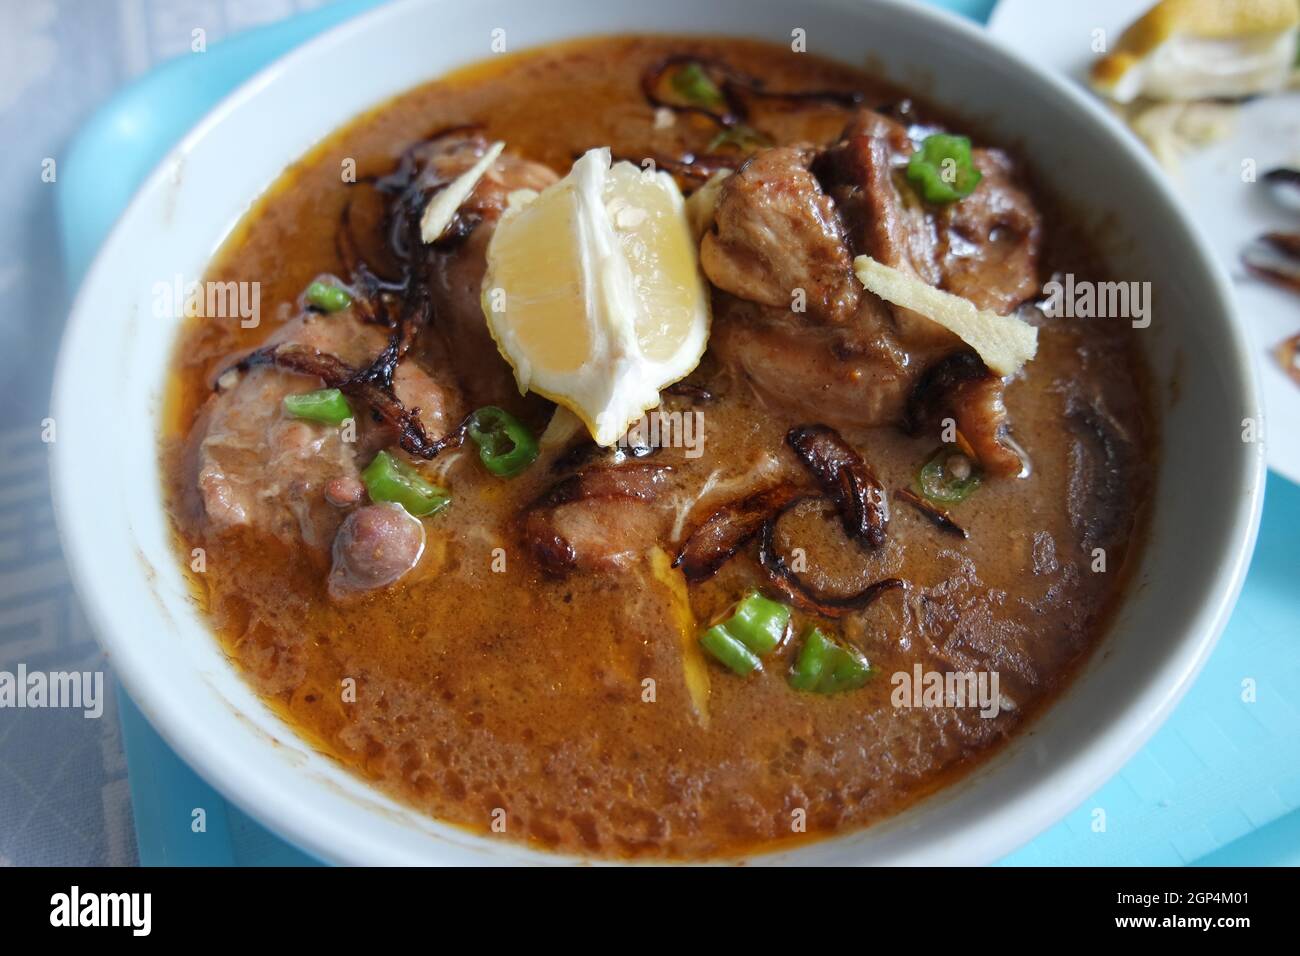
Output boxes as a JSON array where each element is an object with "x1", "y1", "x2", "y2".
[
  {"x1": 466, "y1": 406, "x2": 539, "y2": 477},
  {"x1": 916, "y1": 446, "x2": 981, "y2": 504},
  {"x1": 698, "y1": 591, "x2": 792, "y2": 674},
  {"x1": 789, "y1": 627, "x2": 875, "y2": 693},
  {"x1": 362, "y1": 451, "x2": 451, "y2": 517}
]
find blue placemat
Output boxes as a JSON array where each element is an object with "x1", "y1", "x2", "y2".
[{"x1": 59, "y1": 0, "x2": 1298, "y2": 866}]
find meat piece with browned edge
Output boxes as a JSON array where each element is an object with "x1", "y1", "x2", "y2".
[
  {"x1": 816, "y1": 109, "x2": 1042, "y2": 316},
  {"x1": 700, "y1": 146, "x2": 862, "y2": 325},
  {"x1": 187, "y1": 309, "x2": 460, "y2": 550},
  {"x1": 523, "y1": 464, "x2": 674, "y2": 574},
  {"x1": 420, "y1": 134, "x2": 559, "y2": 412},
  {"x1": 704, "y1": 109, "x2": 1040, "y2": 471}
]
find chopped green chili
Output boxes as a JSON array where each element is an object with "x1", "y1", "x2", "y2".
[
  {"x1": 700, "y1": 625, "x2": 763, "y2": 676},
  {"x1": 905, "y1": 133, "x2": 982, "y2": 204},
  {"x1": 282, "y1": 388, "x2": 353, "y2": 426},
  {"x1": 788, "y1": 627, "x2": 831, "y2": 691},
  {"x1": 698, "y1": 591, "x2": 791, "y2": 674},
  {"x1": 916, "y1": 446, "x2": 981, "y2": 504},
  {"x1": 670, "y1": 61, "x2": 725, "y2": 110},
  {"x1": 788, "y1": 627, "x2": 875, "y2": 694},
  {"x1": 466, "y1": 406, "x2": 539, "y2": 477},
  {"x1": 305, "y1": 279, "x2": 353, "y2": 313},
  {"x1": 361, "y1": 450, "x2": 450, "y2": 518},
  {"x1": 725, "y1": 592, "x2": 791, "y2": 655}
]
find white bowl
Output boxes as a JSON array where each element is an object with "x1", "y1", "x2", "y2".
[{"x1": 51, "y1": 0, "x2": 1265, "y2": 865}]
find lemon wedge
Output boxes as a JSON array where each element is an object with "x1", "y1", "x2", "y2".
[{"x1": 481, "y1": 147, "x2": 710, "y2": 446}]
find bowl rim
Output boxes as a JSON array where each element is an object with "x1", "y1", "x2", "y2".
[{"x1": 50, "y1": 0, "x2": 1266, "y2": 865}]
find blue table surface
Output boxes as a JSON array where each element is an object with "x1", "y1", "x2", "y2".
[{"x1": 61, "y1": 0, "x2": 1300, "y2": 866}]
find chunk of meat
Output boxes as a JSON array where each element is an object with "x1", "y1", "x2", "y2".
[
  {"x1": 523, "y1": 464, "x2": 674, "y2": 574},
  {"x1": 816, "y1": 109, "x2": 1042, "y2": 316},
  {"x1": 708, "y1": 300, "x2": 915, "y2": 429},
  {"x1": 328, "y1": 503, "x2": 426, "y2": 600},
  {"x1": 190, "y1": 310, "x2": 461, "y2": 547},
  {"x1": 816, "y1": 111, "x2": 943, "y2": 284},
  {"x1": 951, "y1": 375, "x2": 1021, "y2": 479},
  {"x1": 700, "y1": 146, "x2": 861, "y2": 324},
  {"x1": 419, "y1": 135, "x2": 559, "y2": 411},
  {"x1": 700, "y1": 132, "x2": 922, "y2": 430},
  {"x1": 813, "y1": 110, "x2": 951, "y2": 349},
  {"x1": 193, "y1": 368, "x2": 358, "y2": 548},
  {"x1": 702, "y1": 110, "x2": 1042, "y2": 463},
  {"x1": 934, "y1": 148, "x2": 1042, "y2": 314},
  {"x1": 253, "y1": 307, "x2": 460, "y2": 439}
]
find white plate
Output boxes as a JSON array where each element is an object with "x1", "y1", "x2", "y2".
[{"x1": 990, "y1": 0, "x2": 1300, "y2": 485}]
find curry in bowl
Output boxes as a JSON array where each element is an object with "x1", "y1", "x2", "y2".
[{"x1": 161, "y1": 36, "x2": 1152, "y2": 859}]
